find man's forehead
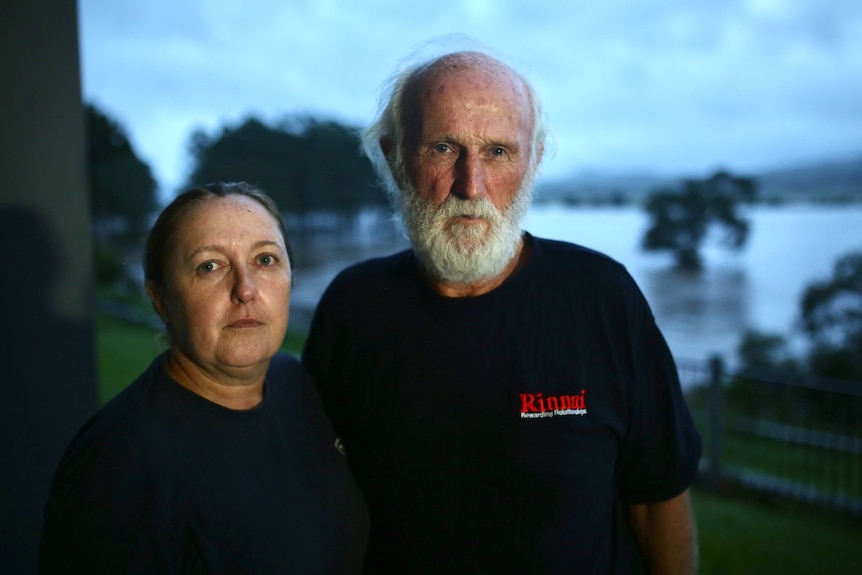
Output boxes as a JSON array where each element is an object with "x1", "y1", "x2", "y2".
[
  {"x1": 420, "y1": 52, "x2": 522, "y2": 91},
  {"x1": 412, "y1": 58, "x2": 528, "y2": 110}
]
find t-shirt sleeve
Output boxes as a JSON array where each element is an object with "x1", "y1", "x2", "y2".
[
  {"x1": 614, "y1": 276, "x2": 702, "y2": 505},
  {"x1": 39, "y1": 424, "x2": 186, "y2": 574}
]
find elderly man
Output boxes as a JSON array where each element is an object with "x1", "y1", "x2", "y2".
[{"x1": 303, "y1": 48, "x2": 701, "y2": 574}]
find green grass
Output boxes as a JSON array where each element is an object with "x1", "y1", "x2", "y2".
[
  {"x1": 688, "y1": 402, "x2": 862, "y2": 502},
  {"x1": 95, "y1": 316, "x2": 862, "y2": 573},
  {"x1": 717, "y1": 428, "x2": 862, "y2": 499},
  {"x1": 96, "y1": 315, "x2": 166, "y2": 403},
  {"x1": 692, "y1": 487, "x2": 862, "y2": 574}
]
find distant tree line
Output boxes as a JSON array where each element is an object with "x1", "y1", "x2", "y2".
[
  {"x1": 88, "y1": 99, "x2": 760, "y2": 278},
  {"x1": 86, "y1": 104, "x2": 391, "y2": 291},
  {"x1": 738, "y1": 250, "x2": 862, "y2": 382},
  {"x1": 86, "y1": 103, "x2": 860, "y2": 381},
  {"x1": 86, "y1": 104, "x2": 158, "y2": 289},
  {"x1": 186, "y1": 116, "x2": 389, "y2": 232}
]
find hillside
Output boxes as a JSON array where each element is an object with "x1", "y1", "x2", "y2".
[
  {"x1": 536, "y1": 157, "x2": 862, "y2": 205},
  {"x1": 756, "y1": 158, "x2": 862, "y2": 202}
]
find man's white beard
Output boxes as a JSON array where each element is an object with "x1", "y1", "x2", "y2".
[{"x1": 397, "y1": 179, "x2": 534, "y2": 284}]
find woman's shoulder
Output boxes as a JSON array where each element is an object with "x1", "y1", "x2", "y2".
[
  {"x1": 59, "y1": 356, "x2": 176, "y2": 460},
  {"x1": 44, "y1": 359, "x2": 180, "y2": 503}
]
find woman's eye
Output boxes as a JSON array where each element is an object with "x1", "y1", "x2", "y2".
[
  {"x1": 198, "y1": 261, "x2": 219, "y2": 273},
  {"x1": 258, "y1": 254, "x2": 276, "y2": 266}
]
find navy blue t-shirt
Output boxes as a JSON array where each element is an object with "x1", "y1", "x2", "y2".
[
  {"x1": 303, "y1": 233, "x2": 701, "y2": 575},
  {"x1": 39, "y1": 352, "x2": 368, "y2": 574}
]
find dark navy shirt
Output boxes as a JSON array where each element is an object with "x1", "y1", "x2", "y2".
[
  {"x1": 303, "y1": 233, "x2": 701, "y2": 575},
  {"x1": 40, "y1": 352, "x2": 369, "y2": 574}
]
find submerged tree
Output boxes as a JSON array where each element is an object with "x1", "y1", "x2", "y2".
[{"x1": 642, "y1": 171, "x2": 757, "y2": 270}]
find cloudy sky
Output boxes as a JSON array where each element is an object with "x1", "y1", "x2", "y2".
[{"x1": 79, "y1": 0, "x2": 862, "y2": 199}]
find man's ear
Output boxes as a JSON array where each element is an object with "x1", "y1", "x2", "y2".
[{"x1": 145, "y1": 281, "x2": 168, "y2": 324}]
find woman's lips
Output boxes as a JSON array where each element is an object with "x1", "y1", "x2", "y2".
[{"x1": 229, "y1": 319, "x2": 262, "y2": 328}]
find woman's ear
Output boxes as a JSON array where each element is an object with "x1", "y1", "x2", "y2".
[
  {"x1": 379, "y1": 136, "x2": 393, "y2": 158},
  {"x1": 145, "y1": 281, "x2": 169, "y2": 324}
]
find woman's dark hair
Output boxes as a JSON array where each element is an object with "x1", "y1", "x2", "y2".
[{"x1": 143, "y1": 181, "x2": 292, "y2": 294}]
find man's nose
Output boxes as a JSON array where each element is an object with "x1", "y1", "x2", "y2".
[{"x1": 453, "y1": 152, "x2": 486, "y2": 200}]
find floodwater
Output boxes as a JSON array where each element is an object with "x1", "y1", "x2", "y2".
[{"x1": 289, "y1": 204, "x2": 862, "y2": 365}]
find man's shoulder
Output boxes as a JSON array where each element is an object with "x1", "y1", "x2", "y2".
[
  {"x1": 529, "y1": 233, "x2": 627, "y2": 274},
  {"x1": 266, "y1": 351, "x2": 315, "y2": 399},
  {"x1": 267, "y1": 350, "x2": 305, "y2": 379},
  {"x1": 325, "y1": 248, "x2": 414, "y2": 293}
]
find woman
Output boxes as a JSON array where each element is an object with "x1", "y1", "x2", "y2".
[{"x1": 39, "y1": 182, "x2": 368, "y2": 573}]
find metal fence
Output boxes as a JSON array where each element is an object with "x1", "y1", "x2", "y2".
[{"x1": 680, "y1": 356, "x2": 862, "y2": 516}]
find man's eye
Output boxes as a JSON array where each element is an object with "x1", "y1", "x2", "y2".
[
  {"x1": 491, "y1": 147, "x2": 507, "y2": 157},
  {"x1": 198, "y1": 261, "x2": 219, "y2": 273},
  {"x1": 434, "y1": 144, "x2": 451, "y2": 154},
  {"x1": 258, "y1": 254, "x2": 276, "y2": 266}
]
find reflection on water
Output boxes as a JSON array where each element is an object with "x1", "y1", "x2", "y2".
[
  {"x1": 642, "y1": 264, "x2": 750, "y2": 363},
  {"x1": 289, "y1": 237, "x2": 408, "y2": 332}
]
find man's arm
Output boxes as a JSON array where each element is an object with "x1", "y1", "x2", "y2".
[{"x1": 628, "y1": 489, "x2": 698, "y2": 575}]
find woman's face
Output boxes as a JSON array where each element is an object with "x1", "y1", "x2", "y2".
[{"x1": 151, "y1": 195, "x2": 291, "y2": 376}]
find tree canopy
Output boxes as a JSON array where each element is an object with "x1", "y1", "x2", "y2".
[
  {"x1": 86, "y1": 103, "x2": 159, "y2": 288},
  {"x1": 642, "y1": 171, "x2": 757, "y2": 270},
  {"x1": 800, "y1": 251, "x2": 862, "y2": 380},
  {"x1": 737, "y1": 249, "x2": 862, "y2": 382},
  {"x1": 186, "y1": 116, "x2": 387, "y2": 218},
  {"x1": 87, "y1": 103, "x2": 158, "y2": 245}
]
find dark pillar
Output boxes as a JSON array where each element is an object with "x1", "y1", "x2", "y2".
[{"x1": 0, "y1": 1, "x2": 97, "y2": 572}]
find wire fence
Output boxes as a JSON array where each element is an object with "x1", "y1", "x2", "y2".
[{"x1": 680, "y1": 356, "x2": 862, "y2": 516}]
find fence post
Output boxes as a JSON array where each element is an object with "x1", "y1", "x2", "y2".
[{"x1": 706, "y1": 354, "x2": 724, "y2": 490}]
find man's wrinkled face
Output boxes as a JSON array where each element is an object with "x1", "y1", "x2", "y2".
[{"x1": 395, "y1": 55, "x2": 537, "y2": 283}]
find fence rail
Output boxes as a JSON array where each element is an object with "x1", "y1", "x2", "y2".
[{"x1": 679, "y1": 356, "x2": 862, "y2": 516}]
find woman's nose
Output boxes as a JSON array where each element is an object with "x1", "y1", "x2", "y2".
[{"x1": 232, "y1": 266, "x2": 258, "y2": 303}]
